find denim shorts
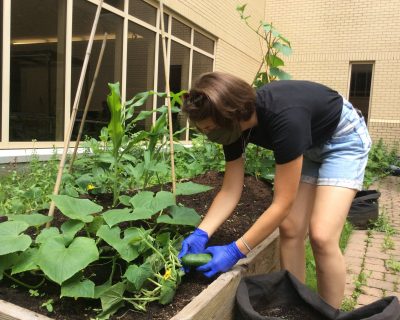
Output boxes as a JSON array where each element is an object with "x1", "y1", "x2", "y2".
[{"x1": 301, "y1": 99, "x2": 372, "y2": 190}]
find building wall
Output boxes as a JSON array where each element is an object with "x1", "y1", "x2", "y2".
[
  {"x1": 162, "y1": 0, "x2": 265, "y2": 83},
  {"x1": 265, "y1": 0, "x2": 400, "y2": 149}
]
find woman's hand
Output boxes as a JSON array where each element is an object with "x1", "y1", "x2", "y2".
[
  {"x1": 178, "y1": 228, "x2": 209, "y2": 271},
  {"x1": 196, "y1": 241, "x2": 246, "y2": 278}
]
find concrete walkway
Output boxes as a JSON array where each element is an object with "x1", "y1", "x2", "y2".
[{"x1": 344, "y1": 176, "x2": 400, "y2": 307}]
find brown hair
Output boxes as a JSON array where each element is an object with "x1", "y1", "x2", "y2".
[{"x1": 182, "y1": 72, "x2": 256, "y2": 128}]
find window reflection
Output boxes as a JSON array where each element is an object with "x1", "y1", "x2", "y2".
[
  {"x1": 194, "y1": 31, "x2": 214, "y2": 54},
  {"x1": 71, "y1": 0, "x2": 123, "y2": 140},
  {"x1": 192, "y1": 51, "x2": 213, "y2": 83},
  {"x1": 104, "y1": 0, "x2": 124, "y2": 11},
  {"x1": 10, "y1": 0, "x2": 66, "y2": 141},
  {"x1": 126, "y1": 22, "x2": 155, "y2": 131},
  {"x1": 129, "y1": 0, "x2": 157, "y2": 26},
  {"x1": 170, "y1": 41, "x2": 189, "y2": 139},
  {"x1": 172, "y1": 18, "x2": 191, "y2": 43}
]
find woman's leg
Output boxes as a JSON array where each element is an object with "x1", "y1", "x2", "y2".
[
  {"x1": 279, "y1": 182, "x2": 316, "y2": 282},
  {"x1": 309, "y1": 185, "x2": 357, "y2": 308}
]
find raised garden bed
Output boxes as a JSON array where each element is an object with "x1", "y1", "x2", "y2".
[{"x1": 0, "y1": 171, "x2": 279, "y2": 320}]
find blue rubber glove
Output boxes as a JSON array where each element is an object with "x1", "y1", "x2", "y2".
[
  {"x1": 178, "y1": 228, "x2": 209, "y2": 263},
  {"x1": 196, "y1": 241, "x2": 246, "y2": 278}
]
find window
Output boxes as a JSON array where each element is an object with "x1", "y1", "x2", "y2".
[
  {"x1": 71, "y1": 0, "x2": 123, "y2": 140},
  {"x1": 10, "y1": 0, "x2": 66, "y2": 141},
  {"x1": 349, "y1": 63, "x2": 373, "y2": 123},
  {"x1": 1, "y1": 0, "x2": 215, "y2": 146}
]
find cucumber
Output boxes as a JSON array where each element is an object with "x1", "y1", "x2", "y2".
[{"x1": 181, "y1": 253, "x2": 212, "y2": 267}]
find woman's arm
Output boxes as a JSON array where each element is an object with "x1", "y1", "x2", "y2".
[
  {"x1": 198, "y1": 156, "x2": 245, "y2": 236},
  {"x1": 236, "y1": 155, "x2": 303, "y2": 254}
]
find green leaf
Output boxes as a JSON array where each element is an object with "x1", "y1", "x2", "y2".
[
  {"x1": 272, "y1": 42, "x2": 292, "y2": 56},
  {"x1": 157, "y1": 205, "x2": 201, "y2": 226},
  {"x1": 11, "y1": 248, "x2": 39, "y2": 275},
  {"x1": 99, "y1": 282, "x2": 126, "y2": 313},
  {"x1": 61, "y1": 277, "x2": 95, "y2": 299},
  {"x1": 267, "y1": 55, "x2": 284, "y2": 68},
  {"x1": 130, "y1": 191, "x2": 175, "y2": 216},
  {"x1": 236, "y1": 3, "x2": 247, "y2": 13},
  {"x1": 159, "y1": 279, "x2": 176, "y2": 305},
  {"x1": 61, "y1": 220, "x2": 85, "y2": 243},
  {"x1": 131, "y1": 207, "x2": 155, "y2": 220},
  {"x1": 269, "y1": 67, "x2": 291, "y2": 80},
  {"x1": 96, "y1": 225, "x2": 139, "y2": 262},
  {"x1": 37, "y1": 237, "x2": 99, "y2": 285},
  {"x1": 6, "y1": 213, "x2": 53, "y2": 227},
  {"x1": 152, "y1": 191, "x2": 175, "y2": 212},
  {"x1": 0, "y1": 253, "x2": 19, "y2": 280},
  {"x1": 175, "y1": 182, "x2": 213, "y2": 195},
  {"x1": 86, "y1": 216, "x2": 105, "y2": 235},
  {"x1": 0, "y1": 221, "x2": 32, "y2": 255},
  {"x1": 35, "y1": 227, "x2": 62, "y2": 244},
  {"x1": 102, "y1": 208, "x2": 133, "y2": 227},
  {"x1": 50, "y1": 195, "x2": 103, "y2": 223},
  {"x1": 118, "y1": 195, "x2": 132, "y2": 206},
  {"x1": 263, "y1": 23, "x2": 272, "y2": 33},
  {"x1": 107, "y1": 82, "x2": 124, "y2": 153},
  {"x1": 123, "y1": 262, "x2": 153, "y2": 290}
]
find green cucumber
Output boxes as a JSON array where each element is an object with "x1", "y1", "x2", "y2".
[{"x1": 181, "y1": 253, "x2": 212, "y2": 267}]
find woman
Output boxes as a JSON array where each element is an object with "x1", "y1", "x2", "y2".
[{"x1": 178, "y1": 71, "x2": 371, "y2": 308}]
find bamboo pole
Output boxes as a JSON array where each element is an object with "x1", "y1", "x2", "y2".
[
  {"x1": 159, "y1": 1, "x2": 177, "y2": 195},
  {"x1": 46, "y1": 0, "x2": 104, "y2": 226},
  {"x1": 69, "y1": 32, "x2": 108, "y2": 172}
]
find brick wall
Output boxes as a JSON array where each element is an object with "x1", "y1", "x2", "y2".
[{"x1": 264, "y1": 0, "x2": 400, "y2": 148}]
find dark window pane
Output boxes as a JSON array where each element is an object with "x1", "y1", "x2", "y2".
[
  {"x1": 10, "y1": 0, "x2": 66, "y2": 142},
  {"x1": 126, "y1": 22, "x2": 155, "y2": 131},
  {"x1": 192, "y1": 52, "x2": 213, "y2": 83},
  {"x1": 129, "y1": 0, "x2": 157, "y2": 26},
  {"x1": 190, "y1": 52, "x2": 213, "y2": 139},
  {"x1": 349, "y1": 63, "x2": 373, "y2": 123},
  {"x1": 172, "y1": 18, "x2": 191, "y2": 43},
  {"x1": 71, "y1": 1, "x2": 123, "y2": 140},
  {"x1": 157, "y1": 35, "x2": 168, "y2": 109},
  {"x1": 194, "y1": 31, "x2": 214, "y2": 54},
  {"x1": 0, "y1": 0, "x2": 3, "y2": 141},
  {"x1": 104, "y1": 0, "x2": 124, "y2": 11},
  {"x1": 170, "y1": 41, "x2": 189, "y2": 139}
]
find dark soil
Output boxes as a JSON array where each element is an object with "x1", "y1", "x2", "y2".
[
  {"x1": 0, "y1": 171, "x2": 273, "y2": 320},
  {"x1": 254, "y1": 304, "x2": 329, "y2": 320}
]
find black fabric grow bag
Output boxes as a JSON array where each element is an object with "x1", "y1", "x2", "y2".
[
  {"x1": 235, "y1": 270, "x2": 400, "y2": 320},
  {"x1": 235, "y1": 270, "x2": 338, "y2": 320},
  {"x1": 347, "y1": 190, "x2": 380, "y2": 229},
  {"x1": 336, "y1": 296, "x2": 400, "y2": 320}
]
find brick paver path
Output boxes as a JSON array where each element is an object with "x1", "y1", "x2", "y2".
[{"x1": 344, "y1": 176, "x2": 400, "y2": 307}]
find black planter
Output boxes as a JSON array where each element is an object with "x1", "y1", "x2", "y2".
[{"x1": 347, "y1": 190, "x2": 380, "y2": 229}]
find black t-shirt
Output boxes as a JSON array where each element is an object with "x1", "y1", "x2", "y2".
[{"x1": 223, "y1": 80, "x2": 343, "y2": 164}]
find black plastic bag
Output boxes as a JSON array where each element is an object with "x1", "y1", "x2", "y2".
[
  {"x1": 336, "y1": 296, "x2": 400, "y2": 320},
  {"x1": 235, "y1": 270, "x2": 338, "y2": 320},
  {"x1": 347, "y1": 190, "x2": 380, "y2": 229}
]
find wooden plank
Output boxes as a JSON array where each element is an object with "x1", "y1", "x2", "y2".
[
  {"x1": 0, "y1": 300, "x2": 53, "y2": 320},
  {"x1": 170, "y1": 267, "x2": 244, "y2": 320},
  {"x1": 171, "y1": 230, "x2": 280, "y2": 320}
]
